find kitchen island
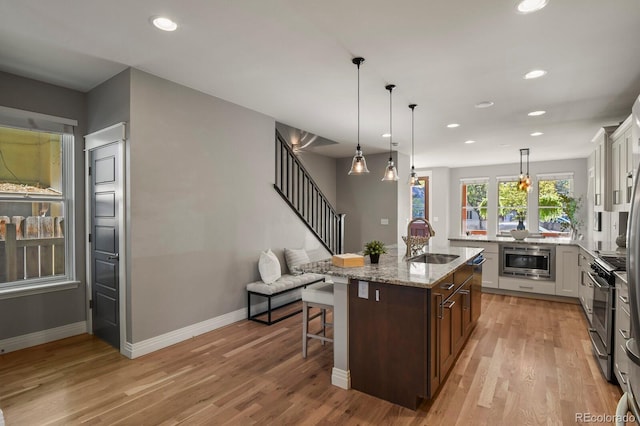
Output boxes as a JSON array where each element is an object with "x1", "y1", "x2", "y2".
[{"x1": 300, "y1": 245, "x2": 483, "y2": 409}]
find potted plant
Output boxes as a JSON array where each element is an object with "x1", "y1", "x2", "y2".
[{"x1": 363, "y1": 240, "x2": 386, "y2": 264}]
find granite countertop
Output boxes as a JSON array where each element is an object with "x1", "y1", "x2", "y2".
[
  {"x1": 298, "y1": 245, "x2": 483, "y2": 289},
  {"x1": 449, "y1": 235, "x2": 626, "y2": 259}
]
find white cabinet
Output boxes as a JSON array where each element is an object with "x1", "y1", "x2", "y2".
[
  {"x1": 592, "y1": 126, "x2": 616, "y2": 212},
  {"x1": 614, "y1": 274, "x2": 630, "y2": 387},
  {"x1": 578, "y1": 248, "x2": 594, "y2": 324},
  {"x1": 449, "y1": 241, "x2": 499, "y2": 289},
  {"x1": 555, "y1": 246, "x2": 579, "y2": 297},
  {"x1": 611, "y1": 115, "x2": 633, "y2": 211}
]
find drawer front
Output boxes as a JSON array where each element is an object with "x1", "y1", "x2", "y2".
[{"x1": 498, "y1": 277, "x2": 556, "y2": 296}]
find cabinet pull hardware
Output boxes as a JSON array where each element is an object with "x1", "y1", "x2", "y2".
[
  {"x1": 620, "y1": 370, "x2": 628, "y2": 385},
  {"x1": 440, "y1": 283, "x2": 454, "y2": 291},
  {"x1": 620, "y1": 329, "x2": 631, "y2": 340},
  {"x1": 619, "y1": 295, "x2": 629, "y2": 304},
  {"x1": 444, "y1": 300, "x2": 456, "y2": 309},
  {"x1": 519, "y1": 285, "x2": 534, "y2": 290},
  {"x1": 437, "y1": 294, "x2": 443, "y2": 319}
]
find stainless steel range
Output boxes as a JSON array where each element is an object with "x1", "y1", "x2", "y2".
[{"x1": 588, "y1": 255, "x2": 626, "y2": 382}]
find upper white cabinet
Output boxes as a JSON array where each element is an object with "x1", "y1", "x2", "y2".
[
  {"x1": 592, "y1": 126, "x2": 616, "y2": 211},
  {"x1": 611, "y1": 115, "x2": 633, "y2": 211}
]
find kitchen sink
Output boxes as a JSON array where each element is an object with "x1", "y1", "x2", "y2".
[{"x1": 408, "y1": 253, "x2": 460, "y2": 264}]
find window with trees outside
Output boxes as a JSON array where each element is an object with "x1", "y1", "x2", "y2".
[
  {"x1": 411, "y1": 177, "x2": 429, "y2": 219},
  {"x1": 538, "y1": 174, "x2": 574, "y2": 238},
  {"x1": 498, "y1": 179, "x2": 527, "y2": 234},
  {"x1": 0, "y1": 124, "x2": 75, "y2": 290},
  {"x1": 461, "y1": 179, "x2": 488, "y2": 235}
]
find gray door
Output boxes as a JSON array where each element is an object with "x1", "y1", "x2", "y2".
[{"x1": 90, "y1": 143, "x2": 120, "y2": 349}]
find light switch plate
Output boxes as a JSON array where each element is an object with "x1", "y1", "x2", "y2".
[
  {"x1": 358, "y1": 281, "x2": 369, "y2": 299},
  {"x1": 381, "y1": 218, "x2": 389, "y2": 225}
]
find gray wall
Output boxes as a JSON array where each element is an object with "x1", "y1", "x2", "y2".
[
  {"x1": 336, "y1": 152, "x2": 400, "y2": 253},
  {"x1": 127, "y1": 69, "x2": 329, "y2": 342},
  {"x1": 298, "y1": 151, "x2": 337, "y2": 207},
  {"x1": 0, "y1": 71, "x2": 87, "y2": 339},
  {"x1": 447, "y1": 158, "x2": 589, "y2": 238}
]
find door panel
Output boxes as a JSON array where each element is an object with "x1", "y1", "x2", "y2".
[{"x1": 90, "y1": 143, "x2": 121, "y2": 349}]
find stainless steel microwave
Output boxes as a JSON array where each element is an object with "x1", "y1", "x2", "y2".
[{"x1": 499, "y1": 245, "x2": 555, "y2": 281}]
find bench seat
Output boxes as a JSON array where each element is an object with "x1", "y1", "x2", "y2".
[{"x1": 247, "y1": 273, "x2": 325, "y2": 325}]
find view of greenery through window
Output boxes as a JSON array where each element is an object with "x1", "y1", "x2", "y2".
[
  {"x1": 460, "y1": 177, "x2": 575, "y2": 237},
  {"x1": 0, "y1": 126, "x2": 65, "y2": 285},
  {"x1": 411, "y1": 178, "x2": 427, "y2": 219},
  {"x1": 461, "y1": 182, "x2": 488, "y2": 235}
]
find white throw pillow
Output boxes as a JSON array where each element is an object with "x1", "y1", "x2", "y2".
[
  {"x1": 258, "y1": 249, "x2": 281, "y2": 284},
  {"x1": 284, "y1": 248, "x2": 310, "y2": 275}
]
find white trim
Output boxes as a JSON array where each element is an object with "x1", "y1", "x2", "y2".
[
  {"x1": 0, "y1": 280, "x2": 80, "y2": 300},
  {"x1": 0, "y1": 105, "x2": 78, "y2": 127},
  {"x1": 331, "y1": 367, "x2": 351, "y2": 389},
  {"x1": 0, "y1": 321, "x2": 86, "y2": 354},
  {"x1": 496, "y1": 175, "x2": 519, "y2": 181},
  {"x1": 84, "y1": 123, "x2": 127, "y2": 354},
  {"x1": 536, "y1": 172, "x2": 574, "y2": 180},
  {"x1": 122, "y1": 308, "x2": 247, "y2": 359},
  {"x1": 460, "y1": 177, "x2": 489, "y2": 184}
]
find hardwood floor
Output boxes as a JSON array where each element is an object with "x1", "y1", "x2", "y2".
[{"x1": 0, "y1": 294, "x2": 623, "y2": 425}]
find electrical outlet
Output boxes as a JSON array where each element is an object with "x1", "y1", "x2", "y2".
[{"x1": 358, "y1": 281, "x2": 369, "y2": 299}]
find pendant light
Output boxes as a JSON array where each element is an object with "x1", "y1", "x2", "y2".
[
  {"x1": 348, "y1": 57, "x2": 370, "y2": 175},
  {"x1": 382, "y1": 84, "x2": 399, "y2": 181},
  {"x1": 517, "y1": 148, "x2": 532, "y2": 192},
  {"x1": 408, "y1": 104, "x2": 419, "y2": 186}
]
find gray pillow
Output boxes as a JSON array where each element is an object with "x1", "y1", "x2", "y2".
[{"x1": 284, "y1": 248, "x2": 310, "y2": 275}]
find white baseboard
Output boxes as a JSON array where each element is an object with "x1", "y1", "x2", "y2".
[
  {"x1": 123, "y1": 307, "x2": 247, "y2": 359},
  {"x1": 331, "y1": 367, "x2": 351, "y2": 389},
  {"x1": 0, "y1": 321, "x2": 87, "y2": 354}
]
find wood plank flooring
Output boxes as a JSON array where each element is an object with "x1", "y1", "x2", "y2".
[{"x1": 0, "y1": 294, "x2": 623, "y2": 425}]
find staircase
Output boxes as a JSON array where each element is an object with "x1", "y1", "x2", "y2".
[{"x1": 273, "y1": 130, "x2": 344, "y2": 255}]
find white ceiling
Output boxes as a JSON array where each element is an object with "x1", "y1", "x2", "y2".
[{"x1": 1, "y1": 0, "x2": 639, "y2": 168}]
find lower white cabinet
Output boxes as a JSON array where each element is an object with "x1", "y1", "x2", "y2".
[
  {"x1": 499, "y1": 276, "x2": 557, "y2": 296},
  {"x1": 614, "y1": 274, "x2": 631, "y2": 387},
  {"x1": 578, "y1": 249, "x2": 594, "y2": 324},
  {"x1": 449, "y1": 241, "x2": 499, "y2": 289},
  {"x1": 555, "y1": 246, "x2": 579, "y2": 297}
]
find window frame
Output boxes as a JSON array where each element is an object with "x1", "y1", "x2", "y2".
[
  {"x1": 460, "y1": 177, "x2": 489, "y2": 236},
  {"x1": 0, "y1": 114, "x2": 78, "y2": 299},
  {"x1": 537, "y1": 173, "x2": 574, "y2": 239},
  {"x1": 496, "y1": 176, "x2": 529, "y2": 235}
]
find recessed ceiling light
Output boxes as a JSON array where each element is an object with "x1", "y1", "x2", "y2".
[
  {"x1": 530, "y1": 132, "x2": 544, "y2": 136},
  {"x1": 475, "y1": 101, "x2": 494, "y2": 109},
  {"x1": 500, "y1": 144, "x2": 512, "y2": 147},
  {"x1": 151, "y1": 16, "x2": 178, "y2": 32},
  {"x1": 524, "y1": 69, "x2": 547, "y2": 79},
  {"x1": 528, "y1": 110, "x2": 546, "y2": 116},
  {"x1": 465, "y1": 140, "x2": 476, "y2": 144},
  {"x1": 516, "y1": 0, "x2": 549, "y2": 14},
  {"x1": 382, "y1": 133, "x2": 391, "y2": 138},
  {"x1": 447, "y1": 123, "x2": 460, "y2": 128}
]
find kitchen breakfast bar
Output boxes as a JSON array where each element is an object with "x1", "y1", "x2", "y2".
[{"x1": 300, "y1": 245, "x2": 484, "y2": 410}]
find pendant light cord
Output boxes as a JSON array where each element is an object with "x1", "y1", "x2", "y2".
[
  {"x1": 409, "y1": 104, "x2": 417, "y2": 168},
  {"x1": 386, "y1": 84, "x2": 395, "y2": 162}
]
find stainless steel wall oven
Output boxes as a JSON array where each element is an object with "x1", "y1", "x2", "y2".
[{"x1": 499, "y1": 245, "x2": 555, "y2": 281}]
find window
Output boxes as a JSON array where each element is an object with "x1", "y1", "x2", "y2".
[
  {"x1": 538, "y1": 174, "x2": 573, "y2": 238},
  {"x1": 498, "y1": 179, "x2": 527, "y2": 234},
  {"x1": 411, "y1": 176, "x2": 429, "y2": 219},
  {"x1": 0, "y1": 124, "x2": 75, "y2": 290},
  {"x1": 460, "y1": 179, "x2": 488, "y2": 235}
]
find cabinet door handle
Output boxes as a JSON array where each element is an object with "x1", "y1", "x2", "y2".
[
  {"x1": 620, "y1": 329, "x2": 631, "y2": 340},
  {"x1": 519, "y1": 285, "x2": 534, "y2": 290},
  {"x1": 619, "y1": 295, "x2": 629, "y2": 304},
  {"x1": 459, "y1": 290, "x2": 470, "y2": 310},
  {"x1": 620, "y1": 370, "x2": 628, "y2": 385},
  {"x1": 440, "y1": 283, "x2": 454, "y2": 291},
  {"x1": 437, "y1": 294, "x2": 443, "y2": 320},
  {"x1": 444, "y1": 300, "x2": 456, "y2": 309}
]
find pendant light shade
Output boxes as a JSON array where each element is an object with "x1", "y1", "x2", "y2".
[
  {"x1": 382, "y1": 84, "x2": 399, "y2": 181},
  {"x1": 517, "y1": 148, "x2": 532, "y2": 192},
  {"x1": 348, "y1": 57, "x2": 370, "y2": 175},
  {"x1": 408, "y1": 103, "x2": 419, "y2": 186}
]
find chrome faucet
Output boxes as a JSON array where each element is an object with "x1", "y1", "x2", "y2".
[{"x1": 405, "y1": 217, "x2": 436, "y2": 257}]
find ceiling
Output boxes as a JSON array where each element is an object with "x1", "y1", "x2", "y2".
[{"x1": 1, "y1": 0, "x2": 639, "y2": 168}]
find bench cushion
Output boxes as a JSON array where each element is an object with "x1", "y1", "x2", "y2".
[{"x1": 246, "y1": 273, "x2": 325, "y2": 295}]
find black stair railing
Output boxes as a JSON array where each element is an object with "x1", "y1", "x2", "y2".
[{"x1": 274, "y1": 130, "x2": 344, "y2": 255}]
